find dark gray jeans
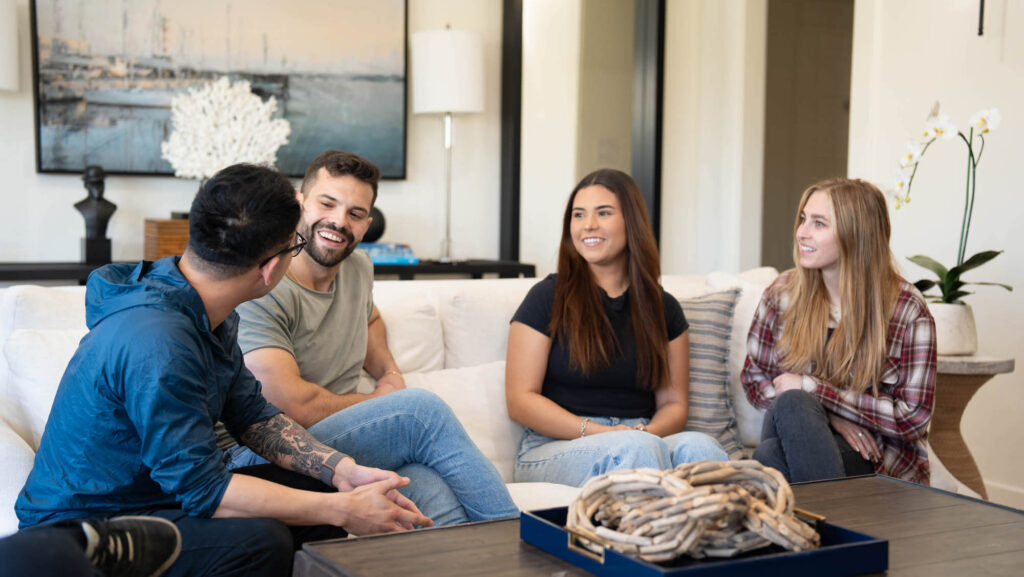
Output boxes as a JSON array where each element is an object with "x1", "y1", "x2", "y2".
[{"x1": 753, "y1": 389, "x2": 874, "y2": 483}]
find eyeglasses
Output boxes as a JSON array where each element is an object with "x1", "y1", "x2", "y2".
[{"x1": 259, "y1": 232, "x2": 307, "y2": 268}]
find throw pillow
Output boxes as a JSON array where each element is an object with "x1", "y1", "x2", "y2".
[{"x1": 678, "y1": 289, "x2": 744, "y2": 458}]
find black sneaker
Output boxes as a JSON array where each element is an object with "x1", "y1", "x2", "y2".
[{"x1": 86, "y1": 516, "x2": 182, "y2": 577}]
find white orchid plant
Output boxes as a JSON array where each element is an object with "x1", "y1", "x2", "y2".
[
  {"x1": 161, "y1": 77, "x2": 291, "y2": 180},
  {"x1": 891, "y1": 103, "x2": 1011, "y2": 304}
]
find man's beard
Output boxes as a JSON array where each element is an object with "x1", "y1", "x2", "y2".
[{"x1": 301, "y1": 220, "x2": 357, "y2": 268}]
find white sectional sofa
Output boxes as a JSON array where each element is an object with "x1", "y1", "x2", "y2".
[{"x1": 0, "y1": 266, "x2": 967, "y2": 536}]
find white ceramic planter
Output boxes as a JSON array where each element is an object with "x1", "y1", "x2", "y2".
[{"x1": 929, "y1": 302, "x2": 978, "y2": 356}]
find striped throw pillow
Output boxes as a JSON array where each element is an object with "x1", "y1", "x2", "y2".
[{"x1": 679, "y1": 289, "x2": 744, "y2": 458}]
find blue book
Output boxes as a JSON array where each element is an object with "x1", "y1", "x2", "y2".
[{"x1": 358, "y1": 243, "x2": 420, "y2": 265}]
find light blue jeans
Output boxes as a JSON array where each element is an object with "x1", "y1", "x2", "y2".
[
  {"x1": 514, "y1": 416, "x2": 729, "y2": 487},
  {"x1": 228, "y1": 388, "x2": 518, "y2": 526}
]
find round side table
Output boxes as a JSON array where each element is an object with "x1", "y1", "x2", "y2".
[{"x1": 931, "y1": 355, "x2": 1015, "y2": 499}]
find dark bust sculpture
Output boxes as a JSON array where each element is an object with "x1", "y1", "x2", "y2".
[
  {"x1": 75, "y1": 166, "x2": 117, "y2": 263},
  {"x1": 75, "y1": 166, "x2": 117, "y2": 240}
]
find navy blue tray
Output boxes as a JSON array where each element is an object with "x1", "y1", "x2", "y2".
[{"x1": 521, "y1": 507, "x2": 887, "y2": 577}]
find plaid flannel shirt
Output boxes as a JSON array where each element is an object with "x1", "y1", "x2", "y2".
[{"x1": 741, "y1": 274, "x2": 937, "y2": 484}]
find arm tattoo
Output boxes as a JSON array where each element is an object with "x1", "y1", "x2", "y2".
[{"x1": 240, "y1": 414, "x2": 336, "y2": 479}]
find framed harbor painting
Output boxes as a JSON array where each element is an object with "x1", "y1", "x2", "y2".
[{"x1": 30, "y1": 0, "x2": 407, "y2": 178}]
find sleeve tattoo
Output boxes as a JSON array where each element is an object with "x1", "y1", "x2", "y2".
[{"x1": 240, "y1": 414, "x2": 337, "y2": 479}]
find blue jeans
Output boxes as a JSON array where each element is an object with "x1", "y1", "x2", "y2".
[
  {"x1": 753, "y1": 389, "x2": 874, "y2": 483},
  {"x1": 513, "y1": 416, "x2": 729, "y2": 487},
  {"x1": 228, "y1": 388, "x2": 518, "y2": 525}
]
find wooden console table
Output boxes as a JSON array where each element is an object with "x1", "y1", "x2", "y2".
[{"x1": 932, "y1": 355, "x2": 1015, "y2": 499}]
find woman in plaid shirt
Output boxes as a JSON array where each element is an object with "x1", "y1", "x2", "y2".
[{"x1": 741, "y1": 178, "x2": 937, "y2": 485}]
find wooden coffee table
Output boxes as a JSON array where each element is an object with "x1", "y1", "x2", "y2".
[{"x1": 294, "y1": 476, "x2": 1024, "y2": 576}]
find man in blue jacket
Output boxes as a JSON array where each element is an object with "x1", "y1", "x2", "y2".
[{"x1": 14, "y1": 164, "x2": 430, "y2": 577}]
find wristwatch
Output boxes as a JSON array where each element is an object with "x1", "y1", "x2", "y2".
[{"x1": 319, "y1": 452, "x2": 345, "y2": 486}]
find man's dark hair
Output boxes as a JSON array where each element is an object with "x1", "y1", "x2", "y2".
[
  {"x1": 187, "y1": 163, "x2": 300, "y2": 276},
  {"x1": 300, "y1": 150, "x2": 380, "y2": 204}
]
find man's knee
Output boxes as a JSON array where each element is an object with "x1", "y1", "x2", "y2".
[{"x1": 392, "y1": 388, "x2": 457, "y2": 421}]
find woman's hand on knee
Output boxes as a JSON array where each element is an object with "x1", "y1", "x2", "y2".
[{"x1": 828, "y1": 413, "x2": 881, "y2": 462}]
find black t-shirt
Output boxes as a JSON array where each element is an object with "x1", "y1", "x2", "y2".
[{"x1": 511, "y1": 274, "x2": 688, "y2": 418}]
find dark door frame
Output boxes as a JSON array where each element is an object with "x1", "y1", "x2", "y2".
[{"x1": 499, "y1": 0, "x2": 665, "y2": 261}]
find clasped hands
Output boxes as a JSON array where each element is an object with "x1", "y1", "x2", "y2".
[{"x1": 327, "y1": 456, "x2": 433, "y2": 535}]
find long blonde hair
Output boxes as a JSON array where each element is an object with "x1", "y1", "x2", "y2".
[{"x1": 776, "y1": 178, "x2": 901, "y2": 395}]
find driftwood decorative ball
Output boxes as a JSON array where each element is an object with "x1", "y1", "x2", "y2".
[{"x1": 566, "y1": 460, "x2": 820, "y2": 563}]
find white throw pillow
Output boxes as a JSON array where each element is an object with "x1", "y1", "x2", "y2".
[
  {"x1": 0, "y1": 285, "x2": 87, "y2": 334},
  {"x1": 660, "y1": 274, "x2": 711, "y2": 300},
  {"x1": 403, "y1": 361, "x2": 524, "y2": 482}
]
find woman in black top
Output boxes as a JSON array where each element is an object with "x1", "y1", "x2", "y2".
[{"x1": 505, "y1": 169, "x2": 726, "y2": 487}]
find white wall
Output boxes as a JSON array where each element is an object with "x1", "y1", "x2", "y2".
[
  {"x1": 0, "y1": 0, "x2": 503, "y2": 264},
  {"x1": 519, "y1": 0, "x2": 582, "y2": 276},
  {"x1": 849, "y1": 0, "x2": 1024, "y2": 508},
  {"x1": 660, "y1": 0, "x2": 765, "y2": 276}
]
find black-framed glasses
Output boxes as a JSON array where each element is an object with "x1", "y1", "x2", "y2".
[{"x1": 260, "y1": 232, "x2": 307, "y2": 268}]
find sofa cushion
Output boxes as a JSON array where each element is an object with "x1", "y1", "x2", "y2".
[
  {"x1": 678, "y1": 289, "x2": 744, "y2": 458},
  {"x1": 438, "y1": 279, "x2": 539, "y2": 369},
  {"x1": 706, "y1": 269, "x2": 778, "y2": 447},
  {"x1": 373, "y1": 295, "x2": 445, "y2": 374},
  {"x1": 506, "y1": 481, "x2": 580, "y2": 511},
  {"x1": 2, "y1": 328, "x2": 86, "y2": 448},
  {"x1": 403, "y1": 361, "x2": 523, "y2": 482}
]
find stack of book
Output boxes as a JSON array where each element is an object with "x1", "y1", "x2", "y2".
[{"x1": 358, "y1": 243, "x2": 419, "y2": 265}]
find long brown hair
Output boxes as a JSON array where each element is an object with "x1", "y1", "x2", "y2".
[
  {"x1": 549, "y1": 169, "x2": 669, "y2": 389},
  {"x1": 777, "y1": 178, "x2": 901, "y2": 395}
]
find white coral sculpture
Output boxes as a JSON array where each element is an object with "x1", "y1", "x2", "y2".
[{"x1": 161, "y1": 76, "x2": 291, "y2": 180}]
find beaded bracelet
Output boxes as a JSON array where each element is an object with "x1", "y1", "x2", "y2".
[{"x1": 579, "y1": 417, "x2": 590, "y2": 438}]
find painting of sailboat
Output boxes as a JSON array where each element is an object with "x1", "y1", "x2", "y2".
[{"x1": 31, "y1": 0, "x2": 407, "y2": 177}]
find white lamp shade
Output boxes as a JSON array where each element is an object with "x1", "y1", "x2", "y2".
[
  {"x1": 411, "y1": 29, "x2": 484, "y2": 115},
  {"x1": 0, "y1": 0, "x2": 17, "y2": 91}
]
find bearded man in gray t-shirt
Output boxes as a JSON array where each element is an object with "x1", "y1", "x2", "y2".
[{"x1": 229, "y1": 151, "x2": 518, "y2": 526}]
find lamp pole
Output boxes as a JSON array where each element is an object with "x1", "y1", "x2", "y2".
[{"x1": 441, "y1": 111, "x2": 454, "y2": 262}]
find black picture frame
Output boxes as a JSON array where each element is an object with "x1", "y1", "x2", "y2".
[{"x1": 29, "y1": 0, "x2": 408, "y2": 179}]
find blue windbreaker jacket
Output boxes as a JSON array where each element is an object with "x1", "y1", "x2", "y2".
[{"x1": 15, "y1": 257, "x2": 281, "y2": 527}]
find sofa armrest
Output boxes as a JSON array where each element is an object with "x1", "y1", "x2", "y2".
[{"x1": 0, "y1": 423, "x2": 35, "y2": 537}]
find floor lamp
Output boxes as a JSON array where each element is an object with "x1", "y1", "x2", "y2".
[{"x1": 411, "y1": 28, "x2": 484, "y2": 262}]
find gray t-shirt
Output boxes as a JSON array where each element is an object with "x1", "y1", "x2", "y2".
[{"x1": 236, "y1": 250, "x2": 375, "y2": 396}]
